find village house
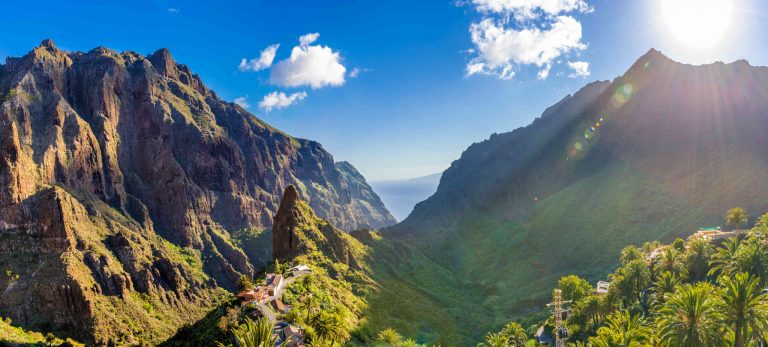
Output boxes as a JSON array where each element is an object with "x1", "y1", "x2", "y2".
[
  {"x1": 236, "y1": 286, "x2": 270, "y2": 303},
  {"x1": 596, "y1": 281, "x2": 610, "y2": 295},
  {"x1": 266, "y1": 273, "x2": 284, "y2": 296},
  {"x1": 689, "y1": 227, "x2": 744, "y2": 242}
]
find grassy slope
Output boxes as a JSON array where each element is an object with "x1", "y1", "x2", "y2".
[
  {"x1": 0, "y1": 318, "x2": 84, "y2": 346},
  {"x1": 364, "y1": 163, "x2": 717, "y2": 345}
]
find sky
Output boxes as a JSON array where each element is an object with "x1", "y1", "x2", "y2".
[{"x1": 1, "y1": 0, "x2": 766, "y2": 181}]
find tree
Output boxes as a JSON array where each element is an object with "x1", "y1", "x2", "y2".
[
  {"x1": 500, "y1": 322, "x2": 527, "y2": 346},
  {"x1": 620, "y1": 246, "x2": 645, "y2": 266},
  {"x1": 236, "y1": 275, "x2": 253, "y2": 292},
  {"x1": 718, "y1": 272, "x2": 768, "y2": 347},
  {"x1": 652, "y1": 272, "x2": 681, "y2": 299},
  {"x1": 310, "y1": 311, "x2": 350, "y2": 346},
  {"x1": 655, "y1": 247, "x2": 686, "y2": 277},
  {"x1": 478, "y1": 332, "x2": 509, "y2": 347},
  {"x1": 229, "y1": 317, "x2": 281, "y2": 347},
  {"x1": 622, "y1": 260, "x2": 651, "y2": 305},
  {"x1": 726, "y1": 207, "x2": 749, "y2": 231},
  {"x1": 558, "y1": 275, "x2": 593, "y2": 302},
  {"x1": 589, "y1": 310, "x2": 654, "y2": 347},
  {"x1": 672, "y1": 238, "x2": 686, "y2": 252},
  {"x1": 685, "y1": 238, "x2": 713, "y2": 282},
  {"x1": 733, "y1": 239, "x2": 768, "y2": 286},
  {"x1": 656, "y1": 283, "x2": 724, "y2": 347},
  {"x1": 750, "y1": 212, "x2": 768, "y2": 240},
  {"x1": 708, "y1": 237, "x2": 741, "y2": 279},
  {"x1": 376, "y1": 328, "x2": 403, "y2": 345}
]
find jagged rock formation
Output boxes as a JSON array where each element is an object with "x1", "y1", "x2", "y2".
[
  {"x1": 0, "y1": 40, "x2": 393, "y2": 344},
  {"x1": 272, "y1": 185, "x2": 366, "y2": 270}
]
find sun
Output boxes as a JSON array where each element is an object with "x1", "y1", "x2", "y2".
[{"x1": 661, "y1": 0, "x2": 734, "y2": 48}]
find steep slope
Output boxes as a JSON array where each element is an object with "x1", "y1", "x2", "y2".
[
  {"x1": 378, "y1": 49, "x2": 768, "y2": 341},
  {"x1": 0, "y1": 40, "x2": 393, "y2": 344}
]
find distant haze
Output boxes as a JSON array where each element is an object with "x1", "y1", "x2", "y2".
[{"x1": 370, "y1": 173, "x2": 442, "y2": 221}]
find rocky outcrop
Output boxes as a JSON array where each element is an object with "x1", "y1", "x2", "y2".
[
  {"x1": 0, "y1": 40, "x2": 392, "y2": 344},
  {"x1": 272, "y1": 185, "x2": 366, "y2": 270}
]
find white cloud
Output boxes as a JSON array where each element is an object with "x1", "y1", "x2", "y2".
[
  {"x1": 299, "y1": 32, "x2": 320, "y2": 46},
  {"x1": 467, "y1": 16, "x2": 585, "y2": 79},
  {"x1": 471, "y1": 0, "x2": 590, "y2": 18},
  {"x1": 167, "y1": 8, "x2": 180, "y2": 13},
  {"x1": 259, "y1": 91, "x2": 308, "y2": 112},
  {"x1": 234, "y1": 96, "x2": 250, "y2": 108},
  {"x1": 239, "y1": 44, "x2": 280, "y2": 72},
  {"x1": 465, "y1": 0, "x2": 591, "y2": 80},
  {"x1": 567, "y1": 60, "x2": 590, "y2": 77},
  {"x1": 349, "y1": 67, "x2": 369, "y2": 78},
  {"x1": 269, "y1": 36, "x2": 346, "y2": 89},
  {"x1": 537, "y1": 64, "x2": 551, "y2": 80}
]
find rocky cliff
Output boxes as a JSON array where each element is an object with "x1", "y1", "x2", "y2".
[{"x1": 0, "y1": 39, "x2": 393, "y2": 344}]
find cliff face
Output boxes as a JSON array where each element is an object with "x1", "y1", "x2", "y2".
[{"x1": 0, "y1": 40, "x2": 393, "y2": 344}]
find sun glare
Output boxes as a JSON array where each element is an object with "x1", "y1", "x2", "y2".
[{"x1": 661, "y1": 0, "x2": 734, "y2": 48}]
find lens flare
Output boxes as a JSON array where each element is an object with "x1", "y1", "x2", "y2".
[{"x1": 612, "y1": 83, "x2": 634, "y2": 108}]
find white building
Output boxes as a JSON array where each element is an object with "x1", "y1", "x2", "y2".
[{"x1": 596, "y1": 281, "x2": 610, "y2": 295}]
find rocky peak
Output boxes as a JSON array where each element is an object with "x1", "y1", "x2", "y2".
[
  {"x1": 40, "y1": 38, "x2": 56, "y2": 49},
  {"x1": 272, "y1": 185, "x2": 367, "y2": 269},
  {"x1": 148, "y1": 48, "x2": 177, "y2": 78},
  {"x1": 272, "y1": 185, "x2": 315, "y2": 260}
]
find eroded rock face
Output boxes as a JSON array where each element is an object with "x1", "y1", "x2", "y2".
[{"x1": 0, "y1": 40, "x2": 393, "y2": 344}]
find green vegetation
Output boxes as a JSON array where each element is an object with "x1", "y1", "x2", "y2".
[
  {"x1": 216, "y1": 317, "x2": 281, "y2": 347},
  {"x1": 726, "y1": 207, "x2": 749, "y2": 230},
  {"x1": 365, "y1": 164, "x2": 715, "y2": 344},
  {"x1": 510, "y1": 208, "x2": 768, "y2": 347},
  {"x1": 0, "y1": 317, "x2": 84, "y2": 346}
]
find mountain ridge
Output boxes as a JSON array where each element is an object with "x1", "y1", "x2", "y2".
[
  {"x1": 0, "y1": 39, "x2": 393, "y2": 344},
  {"x1": 372, "y1": 48, "x2": 768, "y2": 342}
]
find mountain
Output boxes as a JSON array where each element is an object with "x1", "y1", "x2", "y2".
[
  {"x1": 369, "y1": 173, "x2": 442, "y2": 221},
  {"x1": 374, "y1": 49, "x2": 768, "y2": 341},
  {"x1": 0, "y1": 40, "x2": 393, "y2": 344}
]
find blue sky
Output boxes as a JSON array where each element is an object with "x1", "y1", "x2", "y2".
[{"x1": 1, "y1": 0, "x2": 766, "y2": 180}]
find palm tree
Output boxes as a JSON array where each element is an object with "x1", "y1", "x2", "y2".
[
  {"x1": 622, "y1": 260, "x2": 651, "y2": 305},
  {"x1": 726, "y1": 207, "x2": 749, "y2": 231},
  {"x1": 750, "y1": 212, "x2": 768, "y2": 240},
  {"x1": 655, "y1": 247, "x2": 686, "y2": 277},
  {"x1": 478, "y1": 332, "x2": 509, "y2": 347},
  {"x1": 589, "y1": 310, "x2": 653, "y2": 347},
  {"x1": 652, "y1": 271, "x2": 681, "y2": 299},
  {"x1": 656, "y1": 283, "x2": 724, "y2": 347},
  {"x1": 685, "y1": 238, "x2": 713, "y2": 282},
  {"x1": 500, "y1": 322, "x2": 527, "y2": 346},
  {"x1": 733, "y1": 239, "x2": 768, "y2": 286},
  {"x1": 571, "y1": 295, "x2": 605, "y2": 332},
  {"x1": 377, "y1": 327, "x2": 404, "y2": 345},
  {"x1": 708, "y1": 237, "x2": 741, "y2": 279},
  {"x1": 620, "y1": 246, "x2": 645, "y2": 266},
  {"x1": 228, "y1": 317, "x2": 281, "y2": 347},
  {"x1": 310, "y1": 311, "x2": 350, "y2": 346},
  {"x1": 718, "y1": 272, "x2": 768, "y2": 347}
]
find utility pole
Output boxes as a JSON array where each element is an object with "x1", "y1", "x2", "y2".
[{"x1": 546, "y1": 289, "x2": 571, "y2": 347}]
